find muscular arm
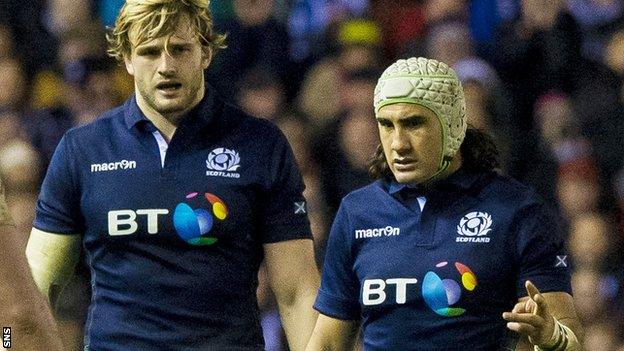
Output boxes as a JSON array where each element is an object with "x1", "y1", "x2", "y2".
[
  {"x1": 25, "y1": 228, "x2": 82, "y2": 307},
  {"x1": 264, "y1": 239, "x2": 319, "y2": 351},
  {"x1": 306, "y1": 314, "x2": 359, "y2": 351}
]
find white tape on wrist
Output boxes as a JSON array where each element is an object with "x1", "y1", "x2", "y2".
[{"x1": 534, "y1": 318, "x2": 580, "y2": 351}]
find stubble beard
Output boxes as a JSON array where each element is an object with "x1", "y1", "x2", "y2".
[{"x1": 137, "y1": 75, "x2": 204, "y2": 124}]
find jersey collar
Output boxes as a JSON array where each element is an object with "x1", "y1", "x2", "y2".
[
  {"x1": 123, "y1": 83, "x2": 221, "y2": 130},
  {"x1": 387, "y1": 168, "x2": 485, "y2": 198}
]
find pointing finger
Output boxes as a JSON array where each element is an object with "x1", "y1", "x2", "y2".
[{"x1": 525, "y1": 280, "x2": 541, "y2": 300}]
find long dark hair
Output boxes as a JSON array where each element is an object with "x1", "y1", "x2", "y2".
[{"x1": 368, "y1": 127, "x2": 500, "y2": 180}]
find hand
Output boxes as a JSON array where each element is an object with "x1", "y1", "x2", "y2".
[{"x1": 503, "y1": 281, "x2": 556, "y2": 348}]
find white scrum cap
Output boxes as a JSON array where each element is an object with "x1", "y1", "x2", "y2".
[{"x1": 374, "y1": 57, "x2": 467, "y2": 165}]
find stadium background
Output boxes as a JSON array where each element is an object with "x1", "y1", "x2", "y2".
[{"x1": 1, "y1": 0, "x2": 624, "y2": 349}]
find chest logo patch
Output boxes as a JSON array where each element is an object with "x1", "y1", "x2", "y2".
[
  {"x1": 91, "y1": 159, "x2": 136, "y2": 173},
  {"x1": 456, "y1": 211, "x2": 492, "y2": 243},
  {"x1": 206, "y1": 148, "x2": 241, "y2": 178},
  {"x1": 173, "y1": 192, "x2": 229, "y2": 246},
  {"x1": 422, "y1": 261, "x2": 478, "y2": 316}
]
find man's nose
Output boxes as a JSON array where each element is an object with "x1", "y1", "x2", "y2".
[
  {"x1": 391, "y1": 128, "x2": 410, "y2": 152},
  {"x1": 157, "y1": 52, "x2": 176, "y2": 75}
]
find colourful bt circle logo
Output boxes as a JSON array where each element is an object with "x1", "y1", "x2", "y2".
[
  {"x1": 173, "y1": 192, "x2": 228, "y2": 246},
  {"x1": 422, "y1": 261, "x2": 477, "y2": 317}
]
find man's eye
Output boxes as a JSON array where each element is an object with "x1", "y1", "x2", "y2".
[
  {"x1": 403, "y1": 119, "x2": 423, "y2": 128},
  {"x1": 139, "y1": 49, "x2": 159, "y2": 56},
  {"x1": 171, "y1": 47, "x2": 188, "y2": 54}
]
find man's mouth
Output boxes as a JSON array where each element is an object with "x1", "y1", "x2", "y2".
[
  {"x1": 393, "y1": 158, "x2": 417, "y2": 170},
  {"x1": 156, "y1": 81, "x2": 182, "y2": 92}
]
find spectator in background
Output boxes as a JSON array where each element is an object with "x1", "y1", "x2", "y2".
[
  {"x1": 206, "y1": 0, "x2": 291, "y2": 101},
  {"x1": 495, "y1": 0, "x2": 624, "y2": 191},
  {"x1": 583, "y1": 322, "x2": 620, "y2": 351},
  {"x1": 453, "y1": 57, "x2": 513, "y2": 171},
  {"x1": 604, "y1": 26, "x2": 624, "y2": 102},
  {"x1": 420, "y1": 21, "x2": 473, "y2": 68},
  {"x1": 0, "y1": 57, "x2": 28, "y2": 149},
  {"x1": 45, "y1": 0, "x2": 92, "y2": 37},
  {"x1": 25, "y1": 55, "x2": 120, "y2": 173},
  {"x1": 568, "y1": 213, "x2": 612, "y2": 270},
  {"x1": 298, "y1": 18, "x2": 382, "y2": 128},
  {"x1": 0, "y1": 25, "x2": 14, "y2": 60},
  {"x1": 398, "y1": 0, "x2": 470, "y2": 64},
  {"x1": 370, "y1": 0, "x2": 425, "y2": 61},
  {"x1": 312, "y1": 68, "x2": 379, "y2": 216},
  {"x1": 0, "y1": 0, "x2": 58, "y2": 77},
  {"x1": 567, "y1": 0, "x2": 624, "y2": 60},
  {"x1": 494, "y1": 0, "x2": 582, "y2": 131},
  {"x1": 237, "y1": 67, "x2": 286, "y2": 122},
  {"x1": 534, "y1": 93, "x2": 579, "y2": 154},
  {"x1": 556, "y1": 154, "x2": 601, "y2": 220},
  {"x1": 286, "y1": 0, "x2": 369, "y2": 69}
]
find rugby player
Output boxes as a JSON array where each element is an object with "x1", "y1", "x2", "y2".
[
  {"x1": 306, "y1": 57, "x2": 582, "y2": 350},
  {"x1": 25, "y1": 0, "x2": 319, "y2": 349}
]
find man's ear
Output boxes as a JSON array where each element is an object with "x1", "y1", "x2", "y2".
[
  {"x1": 201, "y1": 47, "x2": 212, "y2": 69},
  {"x1": 124, "y1": 53, "x2": 135, "y2": 76}
]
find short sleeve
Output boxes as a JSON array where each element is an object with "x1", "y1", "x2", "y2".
[
  {"x1": 33, "y1": 134, "x2": 85, "y2": 234},
  {"x1": 514, "y1": 202, "x2": 572, "y2": 297},
  {"x1": 314, "y1": 201, "x2": 360, "y2": 320},
  {"x1": 259, "y1": 131, "x2": 312, "y2": 243}
]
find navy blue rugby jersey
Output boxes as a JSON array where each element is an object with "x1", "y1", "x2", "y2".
[
  {"x1": 33, "y1": 87, "x2": 312, "y2": 350},
  {"x1": 314, "y1": 168, "x2": 571, "y2": 351}
]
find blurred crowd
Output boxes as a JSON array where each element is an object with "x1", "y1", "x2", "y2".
[{"x1": 1, "y1": 0, "x2": 624, "y2": 350}]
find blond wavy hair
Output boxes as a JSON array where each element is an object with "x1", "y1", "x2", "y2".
[{"x1": 107, "y1": 0, "x2": 226, "y2": 61}]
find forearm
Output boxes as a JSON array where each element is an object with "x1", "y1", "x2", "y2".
[
  {"x1": 25, "y1": 228, "x2": 81, "y2": 306},
  {"x1": 305, "y1": 314, "x2": 360, "y2": 351},
  {"x1": 278, "y1": 287, "x2": 319, "y2": 351}
]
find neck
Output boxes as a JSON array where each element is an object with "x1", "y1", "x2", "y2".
[
  {"x1": 135, "y1": 84, "x2": 205, "y2": 142},
  {"x1": 421, "y1": 153, "x2": 463, "y2": 188}
]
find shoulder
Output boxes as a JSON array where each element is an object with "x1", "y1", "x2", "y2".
[
  {"x1": 479, "y1": 171, "x2": 545, "y2": 209},
  {"x1": 339, "y1": 180, "x2": 386, "y2": 212}
]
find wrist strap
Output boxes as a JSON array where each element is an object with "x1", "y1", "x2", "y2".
[{"x1": 534, "y1": 319, "x2": 579, "y2": 351}]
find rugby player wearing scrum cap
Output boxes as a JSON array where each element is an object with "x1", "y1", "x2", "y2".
[
  {"x1": 25, "y1": 0, "x2": 319, "y2": 349},
  {"x1": 307, "y1": 57, "x2": 582, "y2": 350}
]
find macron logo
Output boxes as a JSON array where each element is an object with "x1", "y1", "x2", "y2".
[
  {"x1": 355, "y1": 226, "x2": 400, "y2": 239},
  {"x1": 91, "y1": 160, "x2": 137, "y2": 173}
]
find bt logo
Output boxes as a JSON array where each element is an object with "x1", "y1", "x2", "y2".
[
  {"x1": 173, "y1": 192, "x2": 229, "y2": 245},
  {"x1": 108, "y1": 209, "x2": 169, "y2": 235},
  {"x1": 361, "y1": 261, "x2": 478, "y2": 317},
  {"x1": 107, "y1": 192, "x2": 229, "y2": 246},
  {"x1": 422, "y1": 261, "x2": 478, "y2": 316},
  {"x1": 362, "y1": 278, "x2": 419, "y2": 305}
]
